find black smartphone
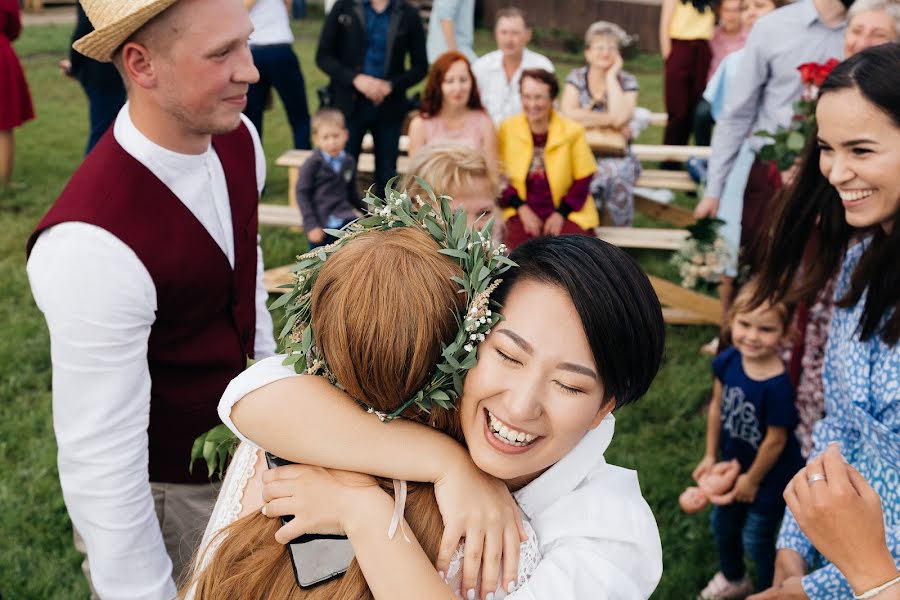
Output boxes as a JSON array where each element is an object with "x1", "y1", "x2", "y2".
[{"x1": 264, "y1": 452, "x2": 355, "y2": 588}]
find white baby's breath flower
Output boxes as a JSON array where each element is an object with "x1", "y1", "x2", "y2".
[{"x1": 463, "y1": 344, "x2": 473, "y2": 352}]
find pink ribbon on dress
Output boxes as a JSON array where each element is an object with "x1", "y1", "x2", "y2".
[{"x1": 387, "y1": 479, "x2": 411, "y2": 542}]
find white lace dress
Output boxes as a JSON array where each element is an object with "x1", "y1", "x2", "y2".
[{"x1": 194, "y1": 441, "x2": 541, "y2": 598}]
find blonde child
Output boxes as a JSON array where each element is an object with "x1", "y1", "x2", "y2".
[
  {"x1": 400, "y1": 143, "x2": 502, "y2": 239},
  {"x1": 296, "y1": 109, "x2": 363, "y2": 248},
  {"x1": 694, "y1": 281, "x2": 804, "y2": 599}
]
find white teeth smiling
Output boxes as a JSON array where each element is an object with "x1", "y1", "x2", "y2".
[
  {"x1": 487, "y1": 410, "x2": 537, "y2": 447},
  {"x1": 839, "y1": 189, "x2": 874, "y2": 202}
]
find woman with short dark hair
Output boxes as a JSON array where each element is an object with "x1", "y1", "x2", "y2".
[{"x1": 497, "y1": 69, "x2": 599, "y2": 249}]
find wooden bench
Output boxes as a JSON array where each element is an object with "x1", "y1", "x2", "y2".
[
  {"x1": 262, "y1": 258, "x2": 719, "y2": 325},
  {"x1": 276, "y1": 149, "x2": 697, "y2": 227},
  {"x1": 358, "y1": 133, "x2": 709, "y2": 163}
]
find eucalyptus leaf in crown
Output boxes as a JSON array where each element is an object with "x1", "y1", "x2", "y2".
[{"x1": 269, "y1": 177, "x2": 516, "y2": 421}]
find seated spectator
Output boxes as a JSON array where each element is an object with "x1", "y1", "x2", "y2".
[
  {"x1": 426, "y1": 0, "x2": 477, "y2": 63},
  {"x1": 498, "y1": 69, "x2": 598, "y2": 249},
  {"x1": 401, "y1": 143, "x2": 502, "y2": 239},
  {"x1": 315, "y1": 0, "x2": 427, "y2": 198},
  {"x1": 407, "y1": 51, "x2": 497, "y2": 165},
  {"x1": 560, "y1": 21, "x2": 640, "y2": 227},
  {"x1": 693, "y1": 0, "x2": 746, "y2": 147},
  {"x1": 472, "y1": 7, "x2": 554, "y2": 125},
  {"x1": 296, "y1": 109, "x2": 364, "y2": 249},
  {"x1": 844, "y1": 0, "x2": 899, "y2": 57}
]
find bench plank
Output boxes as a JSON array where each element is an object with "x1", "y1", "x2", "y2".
[
  {"x1": 595, "y1": 227, "x2": 689, "y2": 250},
  {"x1": 649, "y1": 274, "x2": 722, "y2": 325}
]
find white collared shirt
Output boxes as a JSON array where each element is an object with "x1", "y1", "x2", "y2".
[
  {"x1": 472, "y1": 48, "x2": 555, "y2": 125},
  {"x1": 218, "y1": 356, "x2": 663, "y2": 599},
  {"x1": 27, "y1": 104, "x2": 276, "y2": 600}
]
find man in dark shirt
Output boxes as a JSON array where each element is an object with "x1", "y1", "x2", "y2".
[
  {"x1": 60, "y1": 1, "x2": 126, "y2": 154},
  {"x1": 316, "y1": 0, "x2": 427, "y2": 197}
]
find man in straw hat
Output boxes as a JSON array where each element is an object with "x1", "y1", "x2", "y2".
[{"x1": 25, "y1": 0, "x2": 276, "y2": 597}]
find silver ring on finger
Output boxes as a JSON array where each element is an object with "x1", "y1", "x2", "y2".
[{"x1": 807, "y1": 473, "x2": 827, "y2": 484}]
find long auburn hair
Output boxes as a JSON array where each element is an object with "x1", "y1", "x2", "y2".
[
  {"x1": 419, "y1": 51, "x2": 484, "y2": 117},
  {"x1": 752, "y1": 43, "x2": 900, "y2": 345},
  {"x1": 181, "y1": 228, "x2": 467, "y2": 598}
]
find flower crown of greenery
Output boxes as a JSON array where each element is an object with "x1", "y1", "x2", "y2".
[
  {"x1": 268, "y1": 178, "x2": 515, "y2": 421},
  {"x1": 192, "y1": 179, "x2": 514, "y2": 478}
]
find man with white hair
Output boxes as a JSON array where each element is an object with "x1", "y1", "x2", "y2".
[
  {"x1": 26, "y1": 0, "x2": 276, "y2": 597},
  {"x1": 472, "y1": 7, "x2": 554, "y2": 125}
]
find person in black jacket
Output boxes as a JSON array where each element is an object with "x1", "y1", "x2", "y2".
[
  {"x1": 59, "y1": 1, "x2": 125, "y2": 154},
  {"x1": 315, "y1": 0, "x2": 427, "y2": 197}
]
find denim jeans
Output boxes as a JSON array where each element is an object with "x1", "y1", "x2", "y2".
[
  {"x1": 245, "y1": 44, "x2": 311, "y2": 150},
  {"x1": 345, "y1": 98, "x2": 402, "y2": 199},
  {"x1": 711, "y1": 502, "x2": 783, "y2": 589},
  {"x1": 81, "y1": 82, "x2": 126, "y2": 155}
]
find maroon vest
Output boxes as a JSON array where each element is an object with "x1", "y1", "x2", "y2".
[{"x1": 28, "y1": 124, "x2": 260, "y2": 483}]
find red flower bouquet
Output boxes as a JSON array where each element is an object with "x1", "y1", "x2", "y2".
[{"x1": 756, "y1": 58, "x2": 840, "y2": 170}]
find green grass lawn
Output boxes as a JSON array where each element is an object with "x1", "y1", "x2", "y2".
[{"x1": 0, "y1": 15, "x2": 719, "y2": 599}]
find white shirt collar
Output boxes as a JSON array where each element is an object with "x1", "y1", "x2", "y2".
[
  {"x1": 114, "y1": 103, "x2": 216, "y2": 175},
  {"x1": 513, "y1": 413, "x2": 615, "y2": 518}
]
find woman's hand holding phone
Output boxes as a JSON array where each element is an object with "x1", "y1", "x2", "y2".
[
  {"x1": 433, "y1": 459, "x2": 526, "y2": 599},
  {"x1": 261, "y1": 464, "x2": 381, "y2": 542}
]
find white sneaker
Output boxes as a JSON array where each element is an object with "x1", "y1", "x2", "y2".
[{"x1": 699, "y1": 572, "x2": 754, "y2": 600}]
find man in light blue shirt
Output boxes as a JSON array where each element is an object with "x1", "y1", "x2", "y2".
[
  {"x1": 426, "y1": 0, "x2": 477, "y2": 63},
  {"x1": 695, "y1": 0, "x2": 847, "y2": 226}
]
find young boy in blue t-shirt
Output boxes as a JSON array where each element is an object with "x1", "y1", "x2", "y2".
[{"x1": 694, "y1": 281, "x2": 805, "y2": 599}]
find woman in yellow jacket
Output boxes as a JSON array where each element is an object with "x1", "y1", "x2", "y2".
[{"x1": 498, "y1": 69, "x2": 599, "y2": 249}]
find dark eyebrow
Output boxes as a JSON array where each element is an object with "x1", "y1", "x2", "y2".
[
  {"x1": 817, "y1": 137, "x2": 878, "y2": 147},
  {"x1": 497, "y1": 329, "x2": 533, "y2": 354},
  {"x1": 557, "y1": 362, "x2": 598, "y2": 380},
  {"x1": 841, "y1": 138, "x2": 878, "y2": 147}
]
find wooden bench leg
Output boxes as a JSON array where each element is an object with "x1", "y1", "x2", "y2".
[{"x1": 286, "y1": 166, "x2": 303, "y2": 234}]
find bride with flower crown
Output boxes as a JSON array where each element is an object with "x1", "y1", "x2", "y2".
[{"x1": 183, "y1": 190, "x2": 665, "y2": 599}]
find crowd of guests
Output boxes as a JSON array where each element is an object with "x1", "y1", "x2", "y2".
[{"x1": 9, "y1": 0, "x2": 900, "y2": 598}]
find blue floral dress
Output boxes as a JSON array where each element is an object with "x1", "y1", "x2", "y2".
[{"x1": 776, "y1": 240, "x2": 900, "y2": 598}]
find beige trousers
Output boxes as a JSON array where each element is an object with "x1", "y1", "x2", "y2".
[{"x1": 73, "y1": 480, "x2": 220, "y2": 598}]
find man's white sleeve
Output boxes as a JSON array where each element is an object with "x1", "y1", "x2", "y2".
[
  {"x1": 27, "y1": 223, "x2": 175, "y2": 600},
  {"x1": 243, "y1": 114, "x2": 277, "y2": 359}
]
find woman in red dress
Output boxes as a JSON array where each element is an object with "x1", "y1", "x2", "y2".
[{"x1": 0, "y1": 0, "x2": 35, "y2": 189}]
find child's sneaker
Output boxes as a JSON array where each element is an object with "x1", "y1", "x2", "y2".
[{"x1": 698, "y1": 572, "x2": 753, "y2": 599}]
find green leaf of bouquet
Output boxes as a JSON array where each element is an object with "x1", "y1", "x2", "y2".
[
  {"x1": 436, "y1": 362, "x2": 456, "y2": 374},
  {"x1": 786, "y1": 131, "x2": 806, "y2": 151},
  {"x1": 322, "y1": 228, "x2": 346, "y2": 238},
  {"x1": 189, "y1": 431, "x2": 207, "y2": 475}
]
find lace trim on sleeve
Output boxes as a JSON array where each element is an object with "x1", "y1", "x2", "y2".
[
  {"x1": 196, "y1": 442, "x2": 260, "y2": 570},
  {"x1": 445, "y1": 520, "x2": 540, "y2": 598}
]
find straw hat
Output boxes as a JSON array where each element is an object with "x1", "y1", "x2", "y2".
[{"x1": 73, "y1": 0, "x2": 181, "y2": 63}]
